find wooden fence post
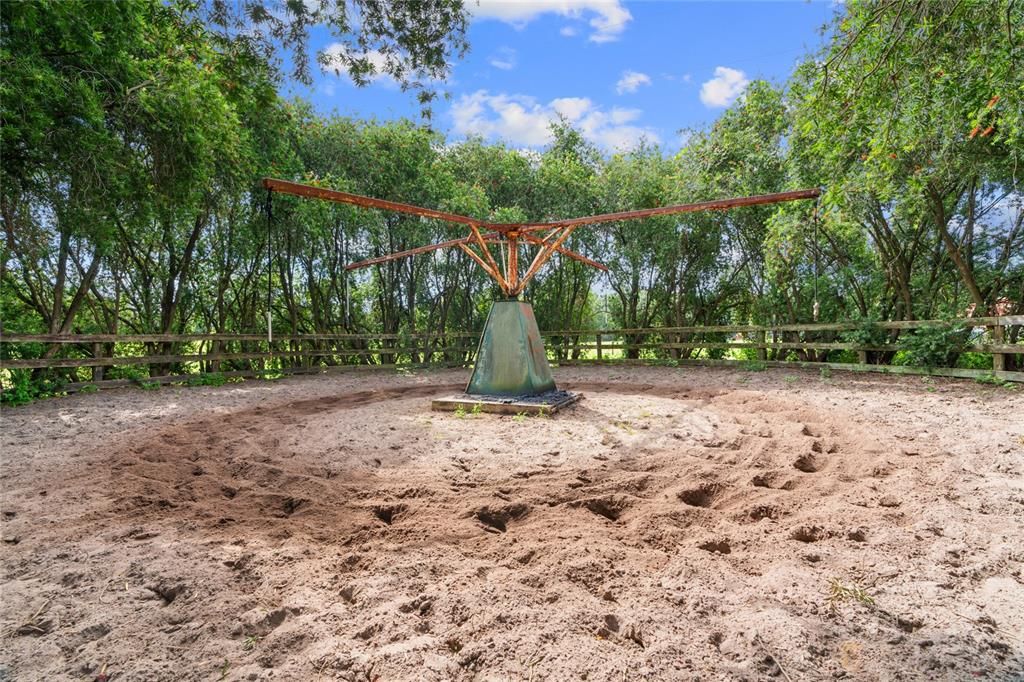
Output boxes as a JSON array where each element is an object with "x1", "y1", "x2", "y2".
[
  {"x1": 756, "y1": 330, "x2": 766, "y2": 362},
  {"x1": 596, "y1": 333, "x2": 603, "y2": 361},
  {"x1": 993, "y1": 320, "x2": 1005, "y2": 373},
  {"x1": 92, "y1": 343, "x2": 104, "y2": 382}
]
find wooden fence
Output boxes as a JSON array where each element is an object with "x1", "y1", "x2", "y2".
[{"x1": 1, "y1": 316, "x2": 1022, "y2": 394}]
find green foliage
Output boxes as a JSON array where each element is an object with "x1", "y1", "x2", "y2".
[
  {"x1": 956, "y1": 352, "x2": 991, "y2": 370},
  {"x1": 198, "y1": 0, "x2": 468, "y2": 115},
  {"x1": 106, "y1": 366, "x2": 150, "y2": 381},
  {"x1": 899, "y1": 323, "x2": 967, "y2": 368},
  {"x1": 843, "y1": 319, "x2": 888, "y2": 348},
  {"x1": 975, "y1": 372, "x2": 1015, "y2": 389},
  {"x1": 0, "y1": 371, "x2": 66, "y2": 405},
  {"x1": 187, "y1": 373, "x2": 227, "y2": 387},
  {"x1": 742, "y1": 360, "x2": 767, "y2": 372},
  {"x1": 1, "y1": 0, "x2": 1020, "y2": 391},
  {"x1": 1, "y1": 371, "x2": 38, "y2": 406}
]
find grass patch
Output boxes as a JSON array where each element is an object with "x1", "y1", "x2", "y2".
[
  {"x1": 976, "y1": 372, "x2": 1016, "y2": 389},
  {"x1": 826, "y1": 577, "x2": 875, "y2": 612},
  {"x1": 741, "y1": 359, "x2": 767, "y2": 372},
  {"x1": 187, "y1": 372, "x2": 227, "y2": 387}
]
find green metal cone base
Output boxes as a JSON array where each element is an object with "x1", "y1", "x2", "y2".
[{"x1": 467, "y1": 300, "x2": 556, "y2": 397}]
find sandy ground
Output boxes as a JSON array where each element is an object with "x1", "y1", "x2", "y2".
[{"x1": 1, "y1": 365, "x2": 1022, "y2": 681}]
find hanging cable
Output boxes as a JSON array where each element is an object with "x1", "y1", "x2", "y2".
[
  {"x1": 812, "y1": 199, "x2": 820, "y2": 322},
  {"x1": 265, "y1": 189, "x2": 274, "y2": 346},
  {"x1": 343, "y1": 226, "x2": 351, "y2": 329}
]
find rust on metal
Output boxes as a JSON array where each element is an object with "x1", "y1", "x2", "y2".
[
  {"x1": 262, "y1": 178, "x2": 486, "y2": 230},
  {"x1": 508, "y1": 188, "x2": 823, "y2": 232},
  {"x1": 469, "y1": 224, "x2": 509, "y2": 292},
  {"x1": 457, "y1": 242, "x2": 504, "y2": 285},
  {"x1": 344, "y1": 231, "x2": 607, "y2": 274},
  {"x1": 506, "y1": 233, "x2": 519, "y2": 291},
  {"x1": 519, "y1": 232, "x2": 608, "y2": 271},
  {"x1": 343, "y1": 234, "x2": 476, "y2": 270},
  {"x1": 263, "y1": 177, "x2": 820, "y2": 297}
]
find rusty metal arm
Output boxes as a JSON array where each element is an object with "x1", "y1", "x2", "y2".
[
  {"x1": 515, "y1": 226, "x2": 583, "y2": 295},
  {"x1": 262, "y1": 178, "x2": 488, "y2": 230},
  {"x1": 342, "y1": 235, "x2": 480, "y2": 271},
  {"x1": 469, "y1": 224, "x2": 509, "y2": 293},
  {"x1": 265, "y1": 179, "x2": 819, "y2": 234},
  {"x1": 519, "y1": 233, "x2": 608, "y2": 272},
  {"x1": 510, "y1": 188, "x2": 823, "y2": 233},
  {"x1": 344, "y1": 231, "x2": 607, "y2": 274},
  {"x1": 273, "y1": 178, "x2": 815, "y2": 289},
  {"x1": 457, "y1": 243, "x2": 506, "y2": 286}
]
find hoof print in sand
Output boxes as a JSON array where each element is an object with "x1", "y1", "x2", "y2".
[
  {"x1": 745, "y1": 504, "x2": 783, "y2": 521},
  {"x1": 698, "y1": 539, "x2": 732, "y2": 554},
  {"x1": 846, "y1": 528, "x2": 868, "y2": 542},
  {"x1": 596, "y1": 614, "x2": 620, "y2": 638},
  {"x1": 574, "y1": 495, "x2": 632, "y2": 522},
  {"x1": 371, "y1": 503, "x2": 407, "y2": 525},
  {"x1": 677, "y1": 482, "x2": 726, "y2": 508},
  {"x1": 751, "y1": 472, "x2": 799, "y2": 490},
  {"x1": 793, "y1": 453, "x2": 824, "y2": 473},
  {"x1": 474, "y1": 503, "x2": 530, "y2": 533},
  {"x1": 790, "y1": 525, "x2": 829, "y2": 543},
  {"x1": 274, "y1": 496, "x2": 308, "y2": 517},
  {"x1": 145, "y1": 581, "x2": 186, "y2": 606}
]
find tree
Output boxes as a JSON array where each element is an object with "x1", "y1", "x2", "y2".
[
  {"x1": 198, "y1": 0, "x2": 469, "y2": 114},
  {"x1": 791, "y1": 0, "x2": 1024, "y2": 319}
]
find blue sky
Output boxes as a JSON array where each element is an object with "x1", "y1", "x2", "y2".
[{"x1": 286, "y1": 1, "x2": 840, "y2": 153}]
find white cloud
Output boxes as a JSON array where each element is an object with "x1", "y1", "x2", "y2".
[
  {"x1": 560, "y1": 25, "x2": 577, "y2": 37},
  {"x1": 469, "y1": 0, "x2": 632, "y2": 43},
  {"x1": 699, "y1": 66, "x2": 749, "y2": 108},
  {"x1": 450, "y1": 90, "x2": 659, "y2": 151},
  {"x1": 488, "y1": 46, "x2": 517, "y2": 70},
  {"x1": 585, "y1": 2, "x2": 631, "y2": 43},
  {"x1": 551, "y1": 96, "x2": 591, "y2": 121},
  {"x1": 616, "y1": 70, "x2": 651, "y2": 95},
  {"x1": 321, "y1": 42, "x2": 454, "y2": 87},
  {"x1": 322, "y1": 42, "x2": 396, "y2": 85},
  {"x1": 661, "y1": 72, "x2": 692, "y2": 84}
]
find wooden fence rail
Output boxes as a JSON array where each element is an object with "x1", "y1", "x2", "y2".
[{"x1": 2, "y1": 316, "x2": 1022, "y2": 393}]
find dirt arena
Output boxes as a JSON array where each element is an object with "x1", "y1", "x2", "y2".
[{"x1": 1, "y1": 365, "x2": 1022, "y2": 681}]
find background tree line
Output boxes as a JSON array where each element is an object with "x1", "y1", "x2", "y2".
[{"x1": 2, "y1": 0, "x2": 1022, "y2": 387}]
